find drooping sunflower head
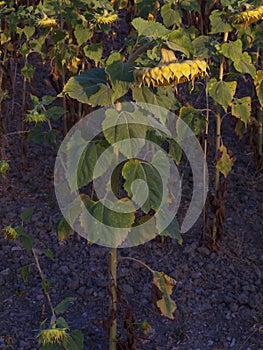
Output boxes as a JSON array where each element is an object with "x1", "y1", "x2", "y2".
[
  {"x1": 93, "y1": 8, "x2": 119, "y2": 25},
  {"x1": 134, "y1": 48, "x2": 209, "y2": 87},
  {"x1": 37, "y1": 327, "x2": 69, "y2": 346},
  {"x1": 232, "y1": 5, "x2": 263, "y2": 25},
  {"x1": 37, "y1": 18, "x2": 58, "y2": 28},
  {"x1": 3, "y1": 226, "x2": 18, "y2": 240}
]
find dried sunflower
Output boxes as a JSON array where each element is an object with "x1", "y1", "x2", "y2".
[
  {"x1": 3, "y1": 226, "x2": 18, "y2": 240},
  {"x1": 232, "y1": 5, "x2": 263, "y2": 25},
  {"x1": 37, "y1": 327, "x2": 69, "y2": 346},
  {"x1": 94, "y1": 9, "x2": 119, "y2": 25},
  {"x1": 37, "y1": 18, "x2": 58, "y2": 28},
  {"x1": 134, "y1": 48, "x2": 208, "y2": 88}
]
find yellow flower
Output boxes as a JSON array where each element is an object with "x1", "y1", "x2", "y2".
[
  {"x1": 94, "y1": 13, "x2": 119, "y2": 24},
  {"x1": 37, "y1": 327, "x2": 69, "y2": 345},
  {"x1": 233, "y1": 5, "x2": 263, "y2": 25},
  {"x1": 3, "y1": 226, "x2": 18, "y2": 240},
  {"x1": 134, "y1": 48, "x2": 208, "y2": 87},
  {"x1": 37, "y1": 19, "x2": 58, "y2": 28}
]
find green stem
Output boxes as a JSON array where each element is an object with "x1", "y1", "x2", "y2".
[
  {"x1": 109, "y1": 247, "x2": 117, "y2": 350},
  {"x1": 212, "y1": 31, "x2": 228, "y2": 243},
  {"x1": 32, "y1": 248, "x2": 56, "y2": 318},
  {"x1": 21, "y1": 56, "x2": 28, "y2": 170},
  {"x1": 202, "y1": 77, "x2": 209, "y2": 240}
]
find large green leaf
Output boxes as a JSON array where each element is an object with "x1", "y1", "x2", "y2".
[
  {"x1": 152, "y1": 271, "x2": 177, "y2": 319},
  {"x1": 63, "y1": 68, "x2": 110, "y2": 106},
  {"x1": 233, "y1": 52, "x2": 256, "y2": 78},
  {"x1": 77, "y1": 140, "x2": 112, "y2": 189},
  {"x1": 207, "y1": 78, "x2": 236, "y2": 112},
  {"x1": 231, "y1": 97, "x2": 251, "y2": 125},
  {"x1": 132, "y1": 86, "x2": 180, "y2": 118},
  {"x1": 105, "y1": 52, "x2": 134, "y2": 101},
  {"x1": 131, "y1": 18, "x2": 170, "y2": 39},
  {"x1": 65, "y1": 330, "x2": 84, "y2": 350},
  {"x1": 122, "y1": 159, "x2": 163, "y2": 213},
  {"x1": 209, "y1": 10, "x2": 233, "y2": 34},
  {"x1": 74, "y1": 25, "x2": 92, "y2": 46},
  {"x1": 83, "y1": 43, "x2": 103, "y2": 66},
  {"x1": 161, "y1": 4, "x2": 182, "y2": 28},
  {"x1": 166, "y1": 28, "x2": 193, "y2": 57},
  {"x1": 254, "y1": 70, "x2": 263, "y2": 107},
  {"x1": 193, "y1": 35, "x2": 216, "y2": 59},
  {"x1": 102, "y1": 108, "x2": 148, "y2": 158},
  {"x1": 80, "y1": 197, "x2": 135, "y2": 247},
  {"x1": 178, "y1": 106, "x2": 206, "y2": 136},
  {"x1": 180, "y1": 0, "x2": 200, "y2": 12},
  {"x1": 222, "y1": 39, "x2": 242, "y2": 61}
]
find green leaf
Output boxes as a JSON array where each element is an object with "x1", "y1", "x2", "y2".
[
  {"x1": 65, "y1": 330, "x2": 84, "y2": 350},
  {"x1": 169, "y1": 140, "x2": 183, "y2": 165},
  {"x1": 55, "y1": 297, "x2": 76, "y2": 314},
  {"x1": 122, "y1": 159, "x2": 163, "y2": 213},
  {"x1": 62, "y1": 68, "x2": 109, "y2": 106},
  {"x1": 160, "y1": 216, "x2": 182, "y2": 244},
  {"x1": 233, "y1": 52, "x2": 256, "y2": 78},
  {"x1": 56, "y1": 317, "x2": 69, "y2": 329},
  {"x1": 83, "y1": 43, "x2": 103, "y2": 65},
  {"x1": 56, "y1": 216, "x2": 74, "y2": 241},
  {"x1": 21, "y1": 63, "x2": 35, "y2": 79},
  {"x1": 46, "y1": 106, "x2": 67, "y2": 120},
  {"x1": 180, "y1": 0, "x2": 200, "y2": 12},
  {"x1": 74, "y1": 25, "x2": 93, "y2": 46},
  {"x1": 216, "y1": 145, "x2": 235, "y2": 178},
  {"x1": 209, "y1": 10, "x2": 233, "y2": 34},
  {"x1": 50, "y1": 29, "x2": 66, "y2": 45},
  {"x1": 222, "y1": 39, "x2": 242, "y2": 61},
  {"x1": 161, "y1": 4, "x2": 182, "y2": 28},
  {"x1": 131, "y1": 18, "x2": 170, "y2": 39},
  {"x1": 0, "y1": 160, "x2": 9, "y2": 176},
  {"x1": 80, "y1": 197, "x2": 135, "y2": 247},
  {"x1": 43, "y1": 249, "x2": 55, "y2": 262},
  {"x1": 254, "y1": 70, "x2": 263, "y2": 107},
  {"x1": 20, "y1": 206, "x2": 35, "y2": 222},
  {"x1": 178, "y1": 106, "x2": 206, "y2": 136},
  {"x1": 193, "y1": 35, "x2": 216, "y2": 59},
  {"x1": 152, "y1": 271, "x2": 177, "y2": 319},
  {"x1": 21, "y1": 234, "x2": 33, "y2": 254},
  {"x1": 41, "y1": 95, "x2": 56, "y2": 106},
  {"x1": 102, "y1": 107, "x2": 148, "y2": 158},
  {"x1": 167, "y1": 28, "x2": 193, "y2": 57},
  {"x1": 21, "y1": 265, "x2": 30, "y2": 283},
  {"x1": 207, "y1": 78, "x2": 236, "y2": 112},
  {"x1": 40, "y1": 343, "x2": 64, "y2": 350},
  {"x1": 77, "y1": 140, "x2": 112, "y2": 188},
  {"x1": 23, "y1": 26, "x2": 35, "y2": 40},
  {"x1": 132, "y1": 86, "x2": 180, "y2": 118},
  {"x1": 105, "y1": 52, "x2": 134, "y2": 101},
  {"x1": 231, "y1": 97, "x2": 251, "y2": 125}
]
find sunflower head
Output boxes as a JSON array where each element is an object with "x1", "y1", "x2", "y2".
[
  {"x1": 3, "y1": 226, "x2": 18, "y2": 240},
  {"x1": 232, "y1": 5, "x2": 263, "y2": 25},
  {"x1": 37, "y1": 327, "x2": 69, "y2": 346},
  {"x1": 37, "y1": 19, "x2": 58, "y2": 28},
  {"x1": 94, "y1": 9, "x2": 119, "y2": 25}
]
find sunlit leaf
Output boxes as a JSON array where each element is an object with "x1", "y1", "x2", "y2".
[
  {"x1": 207, "y1": 78, "x2": 236, "y2": 112},
  {"x1": 216, "y1": 145, "x2": 235, "y2": 178},
  {"x1": 152, "y1": 271, "x2": 177, "y2": 319},
  {"x1": 231, "y1": 97, "x2": 251, "y2": 125}
]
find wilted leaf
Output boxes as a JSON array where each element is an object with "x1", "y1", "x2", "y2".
[
  {"x1": 152, "y1": 271, "x2": 177, "y2": 319},
  {"x1": 216, "y1": 145, "x2": 235, "y2": 178},
  {"x1": 56, "y1": 216, "x2": 74, "y2": 241}
]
